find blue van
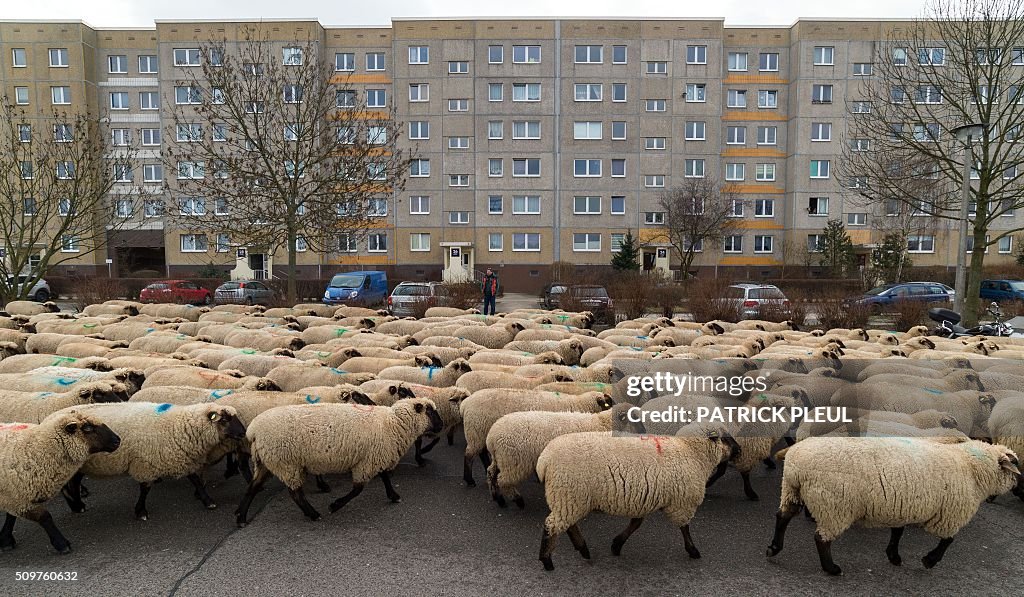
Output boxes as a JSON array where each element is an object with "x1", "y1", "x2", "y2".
[{"x1": 323, "y1": 271, "x2": 388, "y2": 306}]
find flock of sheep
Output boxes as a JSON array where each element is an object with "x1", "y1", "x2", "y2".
[{"x1": 0, "y1": 297, "x2": 1021, "y2": 577}]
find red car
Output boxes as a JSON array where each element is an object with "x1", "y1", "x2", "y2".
[{"x1": 139, "y1": 280, "x2": 213, "y2": 305}]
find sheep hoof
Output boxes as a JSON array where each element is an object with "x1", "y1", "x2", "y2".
[
  {"x1": 686, "y1": 547, "x2": 701, "y2": 560},
  {"x1": 887, "y1": 550, "x2": 902, "y2": 566},
  {"x1": 494, "y1": 495, "x2": 507, "y2": 508},
  {"x1": 464, "y1": 478, "x2": 476, "y2": 488},
  {"x1": 415, "y1": 456, "x2": 427, "y2": 467},
  {"x1": 766, "y1": 544, "x2": 782, "y2": 557},
  {"x1": 577, "y1": 546, "x2": 591, "y2": 560},
  {"x1": 611, "y1": 541, "x2": 624, "y2": 556},
  {"x1": 762, "y1": 458, "x2": 777, "y2": 470},
  {"x1": 921, "y1": 555, "x2": 939, "y2": 569},
  {"x1": 79, "y1": 484, "x2": 90, "y2": 498},
  {"x1": 0, "y1": 537, "x2": 16, "y2": 551},
  {"x1": 745, "y1": 491, "x2": 760, "y2": 502},
  {"x1": 823, "y1": 564, "x2": 842, "y2": 575},
  {"x1": 54, "y1": 543, "x2": 72, "y2": 555},
  {"x1": 513, "y1": 496, "x2": 525, "y2": 509},
  {"x1": 540, "y1": 557, "x2": 554, "y2": 571}
]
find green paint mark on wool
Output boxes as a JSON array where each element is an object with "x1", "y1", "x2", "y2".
[
  {"x1": 335, "y1": 328, "x2": 349, "y2": 337},
  {"x1": 241, "y1": 349, "x2": 257, "y2": 354},
  {"x1": 50, "y1": 356, "x2": 76, "y2": 366}
]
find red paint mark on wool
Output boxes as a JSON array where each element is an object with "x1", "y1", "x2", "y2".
[
  {"x1": 352, "y1": 404, "x2": 375, "y2": 412},
  {"x1": 0, "y1": 423, "x2": 30, "y2": 432},
  {"x1": 640, "y1": 435, "x2": 666, "y2": 455}
]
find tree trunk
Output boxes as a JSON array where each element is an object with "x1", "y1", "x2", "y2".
[
  {"x1": 962, "y1": 227, "x2": 988, "y2": 327},
  {"x1": 286, "y1": 227, "x2": 298, "y2": 304}
]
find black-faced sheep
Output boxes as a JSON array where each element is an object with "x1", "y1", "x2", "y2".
[
  {"x1": 377, "y1": 358, "x2": 472, "y2": 388},
  {"x1": 0, "y1": 381, "x2": 127, "y2": 422}
]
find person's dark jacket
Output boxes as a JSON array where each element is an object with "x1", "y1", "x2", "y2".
[{"x1": 482, "y1": 274, "x2": 498, "y2": 297}]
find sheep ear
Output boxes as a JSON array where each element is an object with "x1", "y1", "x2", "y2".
[
  {"x1": 414, "y1": 402, "x2": 424, "y2": 413},
  {"x1": 999, "y1": 454, "x2": 1021, "y2": 477},
  {"x1": 63, "y1": 422, "x2": 78, "y2": 434}
]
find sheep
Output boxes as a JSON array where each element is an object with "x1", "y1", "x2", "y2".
[
  {"x1": 224, "y1": 328, "x2": 305, "y2": 352},
  {"x1": 335, "y1": 354, "x2": 439, "y2": 375},
  {"x1": 137, "y1": 303, "x2": 208, "y2": 321},
  {"x1": 832, "y1": 385, "x2": 996, "y2": 437},
  {"x1": 129, "y1": 385, "x2": 241, "y2": 406},
  {"x1": 360, "y1": 382, "x2": 471, "y2": 464},
  {"x1": 265, "y1": 363, "x2": 376, "y2": 392},
  {"x1": 0, "y1": 366, "x2": 145, "y2": 395},
  {"x1": 0, "y1": 410, "x2": 121, "y2": 553},
  {"x1": 988, "y1": 396, "x2": 1024, "y2": 501},
  {"x1": 107, "y1": 354, "x2": 208, "y2": 372},
  {"x1": 535, "y1": 424, "x2": 740, "y2": 571},
  {"x1": 324, "y1": 332, "x2": 415, "y2": 349},
  {"x1": 377, "y1": 358, "x2": 472, "y2": 388},
  {"x1": 403, "y1": 345, "x2": 477, "y2": 365},
  {"x1": 514, "y1": 363, "x2": 625, "y2": 385},
  {"x1": 101, "y1": 322, "x2": 179, "y2": 343},
  {"x1": 766, "y1": 436, "x2": 1021, "y2": 575},
  {"x1": 128, "y1": 332, "x2": 208, "y2": 354},
  {"x1": 485, "y1": 404, "x2": 645, "y2": 508},
  {"x1": 468, "y1": 349, "x2": 564, "y2": 367},
  {"x1": 61, "y1": 401, "x2": 246, "y2": 519},
  {"x1": 82, "y1": 303, "x2": 140, "y2": 317},
  {"x1": 417, "y1": 336, "x2": 486, "y2": 351},
  {"x1": 455, "y1": 370, "x2": 573, "y2": 395},
  {"x1": 795, "y1": 407, "x2": 960, "y2": 442},
  {"x1": 374, "y1": 319, "x2": 430, "y2": 336},
  {"x1": 859, "y1": 369, "x2": 985, "y2": 394},
  {"x1": 0, "y1": 381, "x2": 127, "y2": 423},
  {"x1": 301, "y1": 324, "x2": 377, "y2": 345},
  {"x1": 331, "y1": 305, "x2": 388, "y2": 318},
  {"x1": 0, "y1": 354, "x2": 113, "y2": 374},
  {"x1": 235, "y1": 399, "x2": 444, "y2": 526},
  {"x1": 217, "y1": 352, "x2": 308, "y2": 377},
  {"x1": 211, "y1": 304, "x2": 265, "y2": 315},
  {"x1": 459, "y1": 389, "x2": 614, "y2": 487},
  {"x1": 141, "y1": 367, "x2": 278, "y2": 392},
  {"x1": 502, "y1": 339, "x2": 585, "y2": 366},
  {"x1": 292, "y1": 346, "x2": 364, "y2": 367},
  {"x1": 0, "y1": 329, "x2": 31, "y2": 352},
  {"x1": 2, "y1": 300, "x2": 60, "y2": 317},
  {"x1": 444, "y1": 322, "x2": 527, "y2": 349},
  {"x1": 424, "y1": 306, "x2": 481, "y2": 318},
  {"x1": 56, "y1": 341, "x2": 126, "y2": 359}
]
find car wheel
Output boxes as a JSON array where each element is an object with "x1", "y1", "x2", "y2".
[
  {"x1": 871, "y1": 303, "x2": 883, "y2": 316},
  {"x1": 244, "y1": 296, "x2": 253, "y2": 306},
  {"x1": 203, "y1": 294, "x2": 212, "y2": 305},
  {"x1": 34, "y1": 289, "x2": 50, "y2": 303}
]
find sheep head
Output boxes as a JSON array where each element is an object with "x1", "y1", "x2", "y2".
[
  {"x1": 55, "y1": 412, "x2": 121, "y2": 454},
  {"x1": 448, "y1": 358, "x2": 472, "y2": 373},
  {"x1": 203, "y1": 405, "x2": 246, "y2": 440},
  {"x1": 112, "y1": 368, "x2": 145, "y2": 394},
  {"x1": 536, "y1": 351, "x2": 564, "y2": 365}
]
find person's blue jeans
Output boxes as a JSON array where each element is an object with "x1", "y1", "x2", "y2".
[{"x1": 483, "y1": 294, "x2": 496, "y2": 315}]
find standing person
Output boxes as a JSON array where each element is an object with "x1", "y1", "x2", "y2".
[{"x1": 481, "y1": 268, "x2": 499, "y2": 315}]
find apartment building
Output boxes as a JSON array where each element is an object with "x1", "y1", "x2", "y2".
[{"x1": 1, "y1": 17, "x2": 1013, "y2": 291}]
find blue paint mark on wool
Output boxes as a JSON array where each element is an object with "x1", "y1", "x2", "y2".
[
  {"x1": 155, "y1": 403, "x2": 172, "y2": 414},
  {"x1": 422, "y1": 366, "x2": 440, "y2": 380},
  {"x1": 210, "y1": 389, "x2": 233, "y2": 400},
  {"x1": 330, "y1": 368, "x2": 347, "y2": 375},
  {"x1": 35, "y1": 392, "x2": 54, "y2": 399},
  {"x1": 923, "y1": 388, "x2": 943, "y2": 395},
  {"x1": 305, "y1": 395, "x2": 321, "y2": 404},
  {"x1": 55, "y1": 378, "x2": 77, "y2": 386}
]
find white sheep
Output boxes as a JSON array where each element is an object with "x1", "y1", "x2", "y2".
[
  {"x1": 988, "y1": 396, "x2": 1024, "y2": 502},
  {"x1": 264, "y1": 362, "x2": 376, "y2": 392},
  {"x1": 766, "y1": 436, "x2": 1020, "y2": 575},
  {"x1": 335, "y1": 354, "x2": 439, "y2": 374},
  {"x1": 455, "y1": 370, "x2": 573, "y2": 395},
  {"x1": 358, "y1": 381, "x2": 470, "y2": 464},
  {"x1": 1, "y1": 300, "x2": 60, "y2": 317},
  {"x1": 445, "y1": 322, "x2": 527, "y2": 349},
  {"x1": 0, "y1": 411, "x2": 121, "y2": 553},
  {"x1": 0, "y1": 354, "x2": 113, "y2": 374},
  {"x1": 235, "y1": 398, "x2": 444, "y2": 525},
  {"x1": 468, "y1": 349, "x2": 564, "y2": 367},
  {"x1": 535, "y1": 425, "x2": 740, "y2": 570},
  {"x1": 377, "y1": 358, "x2": 472, "y2": 388},
  {"x1": 0, "y1": 381, "x2": 127, "y2": 423},
  {"x1": 501, "y1": 339, "x2": 585, "y2": 366},
  {"x1": 217, "y1": 352, "x2": 307, "y2": 377},
  {"x1": 141, "y1": 366, "x2": 279, "y2": 392},
  {"x1": 0, "y1": 367, "x2": 145, "y2": 396}
]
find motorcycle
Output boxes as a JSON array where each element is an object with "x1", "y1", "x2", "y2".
[{"x1": 928, "y1": 301, "x2": 1020, "y2": 338}]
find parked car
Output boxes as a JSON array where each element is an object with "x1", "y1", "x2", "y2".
[
  {"x1": 980, "y1": 279, "x2": 1024, "y2": 302},
  {"x1": 139, "y1": 280, "x2": 212, "y2": 305},
  {"x1": 541, "y1": 283, "x2": 567, "y2": 309},
  {"x1": 843, "y1": 281, "x2": 954, "y2": 314},
  {"x1": 214, "y1": 279, "x2": 274, "y2": 306},
  {"x1": 387, "y1": 281, "x2": 447, "y2": 317},
  {"x1": 561, "y1": 285, "x2": 614, "y2": 322},
  {"x1": 4, "y1": 276, "x2": 50, "y2": 302},
  {"x1": 323, "y1": 271, "x2": 388, "y2": 306},
  {"x1": 725, "y1": 283, "x2": 790, "y2": 319}
]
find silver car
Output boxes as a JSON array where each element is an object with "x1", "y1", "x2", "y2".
[
  {"x1": 6, "y1": 276, "x2": 51, "y2": 302},
  {"x1": 388, "y1": 281, "x2": 446, "y2": 317},
  {"x1": 214, "y1": 279, "x2": 275, "y2": 306},
  {"x1": 726, "y1": 283, "x2": 790, "y2": 319}
]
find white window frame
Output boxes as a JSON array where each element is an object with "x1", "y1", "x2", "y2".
[
  {"x1": 108, "y1": 55, "x2": 127, "y2": 74},
  {"x1": 448, "y1": 211, "x2": 470, "y2": 225},
  {"x1": 611, "y1": 121, "x2": 626, "y2": 140},
  {"x1": 335, "y1": 53, "x2": 355, "y2": 72},
  {"x1": 810, "y1": 160, "x2": 830, "y2": 179},
  {"x1": 49, "y1": 48, "x2": 69, "y2": 67},
  {"x1": 645, "y1": 61, "x2": 667, "y2": 75},
  {"x1": 410, "y1": 233, "x2": 430, "y2": 252},
  {"x1": 755, "y1": 199, "x2": 775, "y2": 217},
  {"x1": 575, "y1": 45, "x2": 603, "y2": 64},
  {"x1": 574, "y1": 83, "x2": 603, "y2": 102},
  {"x1": 573, "y1": 196, "x2": 601, "y2": 215},
  {"x1": 573, "y1": 159, "x2": 602, "y2": 178},
  {"x1": 813, "y1": 46, "x2": 834, "y2": 66},
  {"x1": 812, "y1": 84, "x2": 833, "y2": 103},
  {"x1": 409, "y1": 195, "x2": 430, "y2": 215},
  {"x1": 759, "y1": 52, "x2": 779, "y2": 71},
  {"x1": 180, "y1": 234, "x2": 208, "y2": 253},
  {"x1": 142, "y1": 128, "x2": 161, "y2": 146},
  {"x1": 512, "y1": 45, "x2": 541, "y2": 64},
  {"x1": 448, "y1": 98, "x2": 469, "y2": 112},
  {"x1": 758, "y1": 89, "x2": 778, "y2": 109},
  {"x1": 754, "y1": 235, "x2": 774, "y2": 254},
  {"x1": 512, "y1": 158, "x2": 541, "y2": 177},
  {"x1": 488, "y1": 233, "x2": 503, "y2": 252},
  {"x1": 488, "y1": 158, "x2": 503, "y2": 177},
  {"x1": 725, "y1": 163, "x2": 745, "y2": 181},
  {"x1": 808, "y1": 196, "x2": 829, "y2": 216},
  {"x1": 410, "y1": 159, "x2": 431, "y2": 178},
  {"x1": 612, "y1": 45, "x2": 627, "y2": 64},
  {"x1": 14, "y1": 87, "x2": 28, "y2": 105},
  {"x1": 449, "y1": 174, "x2": 469, "y2": 187},
  {"x1": 811, "y1": 122, "x2": 832, "y2": 142},
  {"x1": 143, "y1": 164, "x2": 163, "y2": 183},
  {"x1": 173, "y1": 48, "x2": 201, "y2": 67},
  {"x1": 755, "y1": 163, "x2": 776, "y2": 182},
  {"x1": 686, "y1": 45, "x2": 707, "y2": 65},
  {"x1": 368, "y1": 233, "x2": 388, "y2": 253},
  {"x1": 409, "y1": 121, "x2": 430, "y2": 140},
  {"x1": 12, "y1": 48, "x2": 26, "y2": 68},
  {"x1": 685, "y1": 83, "x2": 706, "y2": 103},
  {"x1": 512, "y1": 195, "x2": 541, "y2": 215},
  {"x1": 847, "y1": 213, "x2": 867, "y2": 226},
  {"x1": 723, "y1": 235, "x2": 743, "y2": 253},
  {"x1": 574, "y1": 121, "x2": 603, "y2": 140},
  {"x1": 644, "y1": 212, "x2": 665, "y2": 225},
  {"x1": 644, "y1": 174, "x2": 666, "y2": 188},
  {"x1": 512, "y1": 233, "x2": 541, "y2": 252},
  {"x1": 61, "y1": 235, "x2": 80, "y2": 253},
  {"x1": 852, "y1": 62, "x2": 873, "y2": 76},
  {"x1": 512, "y1": 83, "x2": 541, "y2": 102},
  {"x1": 408, "y1": 46, "x2": 429, "y2": 65},
  {"x1": 644, "y1": 137, "x2": 666, "y2": 150},
  {"x1": 488, "y1": 120, "x2": 503, "y2": 139},
  {"x1": 512, "y1": 120, "x2": 541, "y2": 139},
  {"x1": 645, "y1": 99, "x2": 667, "y2": 112},
  {"x1": 907, "y1": 235, "x2": 935, "y2": 254},
  {"x1": 612, "y1": 83, "x2": 627, "y2": 102},
  {"x1": 448, "y1": 61, "x2": 469, "y2": 74},
  {"x1": 448, "y1": 136, "x2": 469, "y2": 149},
  {"x1": 572, "y1": 233, "x2": 602, "y2": 252},
  {"x1": 110, "y1": 91, "x2": 129, "y2": 110},
  {"x1": 139, "y1": 91, "x2": 158, "y2": 110},
  {"x1": 726, "y1": 126, "x2": 746, "y2": 145},
  {"x1": 611, "y1": 196, "x2": 626, "y2": 215},
  {"x1": 366, "y1": 53, "x2": 386, "y2": 71},
  {"x1": 684, "y1": 159, "x2": 705, "y2": 178},
  {"x1": 488, "y1": 195, "x2": 503, "y2": 215},
  {"x1": 49, "y1": 86, "x2": 67, "y2": 108},
  {"x1": 728, "y1": 52, "x2": 748, "y2": 72},
  {"x1": 685, "y1": 121, "x2": 706, "y2": 141},
  {"x1": 488, "y1": 46, "x2": 503, "y2": 64},
  {"x1": 727, "y1": 89, "x2": 747, "y2": 108},
  {"x1": 409, "y1": 83, "x2": 429, "y2": 102},
  {"x1": 366, "y1": 89, "x2": 387, "y2": 108}
]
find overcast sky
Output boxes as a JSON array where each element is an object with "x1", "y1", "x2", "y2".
[{"x1": 4, "y1": 0, "x2": 928, "y2": 28}]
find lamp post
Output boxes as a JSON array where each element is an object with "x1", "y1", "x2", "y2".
[{"x1": 951, "y1": 123, "x2": 987, "y2": 315}]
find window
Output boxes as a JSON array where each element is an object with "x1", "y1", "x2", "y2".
[
  {"x1": 58, "y1": 198, "x2": 74, "y2": 215},
  {"x1": 759, "y1": 52, "x2": 779, "y2": 71},
  {"x1": 180, "y1": 234, "x2": 207, "y2": 253},
  {"x1": 852, "y1": 62, "x2": 872, "y2": 76},
  {"x1": 12, "y1": 48, "x2": 26, "y2": 67},
  {"x1": 335, "y1": 53, "x2": 355, "y2": 71},
  {"x1": 17, "y1": 124, "x2": 30, "y2": 143},
  {"x1": 513, "y1": 195, "x2": 541, "y2": 214},
  {"x1": 409, "y1": 121, "x2": 430, "y2": 140},
  {"x1": 448, "y1": 136, "x2": 469, "y2": 149},
  {"x1": 367, "y1": 163, "x2": 387, "y2": 181},
  {"x1": 366, "y1": 89, "x2": 387, "y2": 108},
  {"x1": 755, "y1": 199, "x2": 774, "y2": 217},
  {"x1": 173, "y1": 48, "x2": 200, "y2": 66},
  {"x1": 685, "y1": 121, "x2": 706, "y2": 140},
  {"x1": 513, "y1": 158, "x2": 541, "y2": 177},
  {"x1": 368, "y1": 233, "x2": 388, "y2": 252},
  {"x1": 611, "y1": 159, "x2": 625, "y2": 177},
  {"x1": 408, "y1": 46, "x2": 429, "y2": 65},
  {"x1": 893, "y1": 48, "x2": 908, "y2": 66},
  {"x1": 907, "y1": 235, "x2": 935, "y2": 253},
  {"x1": 687, "y1": 45, "x2": 707, "y2": 65},
  {"x1": 488, "y1": 120, "x2": 503, "y2": 139},
  {"x1": 177, "y1": 161, "x2": 205, "y2": 179},
  {"x1": 410, "y1": 159, "x2": 430, "y2": 178},
  {"x1": 110, "y1": 128, "x2": 129, "y2": 146},
  {"x1": 488, "y1": 158, "x2": 503, "y2": 177},
  {"x1": 754, "y1": 235, "x2": 774, "y2": 253},
  {"x1": 282, "y1": 123, "x2": 301, "y2": 142},
  {"x1": 915, "y1": 85, "x2": 943, "y2": 104},
  {"x1": 513, "y1": 121, "x2": 541, "y2": 139},
  {"x1": 727, "y1": 90, "x2": 747, "y2": 108},
  {"x1": 61, "y1": 236, "x2": 80, "y2": 253},
  {"x1": 612, "y1": 83, "x2": 627, "y2": 102},
  {"x1": 142, "y1": 199, "x2": 164, "y2": 218},
  {"x1": 685, "y1": 83, "x2": 706, "y2": 102},
  {"x1": 488, "y1": 83, "x2": 503, "y2": 102},
  {"x1": 488, "y1": 45, "x2": 503, "y2": 64},
  {"x1": 512, "y1": 83, "x2": 541, "y2": 101},
  {"x1": 49, "y1": 48, "x2": 69, "y2": 67},
  {"x1": 758, "y1": 90, "x2": 778, "y2": 108},
  {"x1": 56, "y1": 161, "x2": 74, "y2": 179},
  {"x1": 1010, "y1": 85, "x2": 1024, "y2": 104},
  {"x1": 999, "y1": 236, "x2": 1013, "y2": 254},
  {"x1": 512, "y1": 45, "x2": 541, "y2": 64},
  {"x1": 176, "y1": 123, "x2": 202, "y2": 142},
  {"x1": 573, "y1": 233, "x2": 601, "y2": 252},
  {"x1": 610, "y1": 234, "x2": 625, "y2": 252},
  {"x1": 645, "y1": 99, "x2": 666, "y2": 112},
  {"x1": 976, "y1": 47, "x2": 1002, "y2": 65},
  {"x1": 366, "y1": 53, "x2": 386, "y2": 71},
  {"x1": 728, "y1": 52, "x2": 748, "y2": 71},
  {"x1": 114, "y1": 198, "x2": 132, "y2": 217},
  {"x1": 574, "y1": 121, "x2": 603, "y2": 140},
  {"x1": 726, "y1": 163, "x2": 745, "y2": 181},
  {"x1": 812, "y1": 84, "x2": 833, "y2": 103},
  {"x1": 612, "y1": 45, "x2": 627, "y2": 64},
  {"x1": 448, "y1": 98, "x2": 468, "y2": 112},
  {"x1": 489, "y1": 233, "x2": 503, "y2": 251},
  {"x1": 215, "y1": 233, "x2": 230, "y2": 253},
  {"x1": 574, "y1": 196, "x2": 601, "y2": 214},
  {"x1": 914, "y1": 123, "x2": 940, "y2": 142},
  {"x1": 574, "y1": 83, "x2": 602, "y2": 101},
  {"x1": 573, "y1": 159, "x2": 601, "y2": 177},
  {"x1": 1014, "y1": 47, "x2": 1024, "y2": 65},
  {"x1": 409, "y1": 196, "x2": 430, "y2": 214},
  {"x1": 20, "y1": 161, "x2": 32, "y2": 179},
  {"x1": 512, "y1": 233, "x2": 541, "y2": 251},
  {"x1": 852, "y1": 101, "x2": 871, "y2": 114},
  {"x1": 919, "y1": 47, "x2": 945, "y2": 65},
  {"x1": 724, "y1": 235, "x2": 743, "y2": 253},
  {"x1": 142, "y1": 128, "x2": 160, "y2": 146},
  {"x1": 850, "y1": 138, "x2": 871, "y2": 152},
  {"x1": 611, "y1": 196, "x2": 626, "y2": 215},
  {"x1": 449, "y1": 174, "x2": 469, "y2": 187},
  {"x1": 847, "y1": 213, "x2": 867, "y2": 226},
  {"x1": 488, "y1": 195, "x2": 503, "y2": 214},
  {"x1": 575, "y1": 45, "x2": 603, "y2": 63},
  {"x1": 450, "y1": 211, "x2": 470, "y2": 224},
  {"x1": 279, "y1": 84, "x2": 303, "y2": 104},
  {"x1": 975, "y1": 85, "x2": 997, "y2": 104},
  {"x1": 645, "y1": 137, "x2": 666, "y2": 150},
  {"x1": 109, "y1": 92, "x2": 129, "y2": 110},
  {"x1": 684, "y1": 159, "x2": 705, "y2": 178},
  {"x1": 174, "y1": 86, "x2": 201, "y2": 105},
  {"x1": 22, "y1": 197, "x2": 36, "y2": 215},
  {"x1": 139, "y1": 91, "x2": 158, "y2": 110},
  {"x1": 726, "y1": 126, "x2": 746, "y2": 145},
  {"x1": 811, "y1": 122, "x2": 831, "y2": 141},
  {"x1": 106, "y1": 54, "x2": 128, "y2": 74},
  {"x1": 178, "y1": 197, "x2": 206, "y2": 216},
  {"x1": 448, "y1": 61, "x2": 469, "y2": 74},
  {"x1": 338, "y1": 234, "x2": 358, "y2": 253},
  {"x1": 645, "y1": 61, "x2": 667, "y2": 74},
  {"x1": 142, "y1": 164, "x2": 162, "y2": 183},
  {"x1": 849, "y1": 175, "x2": 869, "y2": 190},
  {"x1": 813, "y1": 46, "x2": 834, "y2": 65},
  {"x1": 335, "y1": 90, "x2": 356, "y2": 109},
  {"x1": 410, "y1": 233, "x2": 430, "y2": 252},
  {"x1": 810, "y1": 160, "x2": 830, "y2": 179},
  {"x1": 644, "y1": 174, "x2": 666, "y2": 187},
  {"x1": 644, "y1": 212, "x2": 665, "y2": 225},
  {"x1": 47, "y1": 85, "x2": 70, "y2": 105},
  {"x1": 611, "y1": 121, "x2": 626, "y2": 140},
  {"x1": 754, "y1": 163, "x2": 776, "y2": 181},
  {"x1": 806, "y1": 197, "x2": 829, "y2": 217},
  {"x1": 366, "y1": 197, "x2": 388, "y2": 217},
  {"x1": 14, "y1": 87, "x2": 29, "y2": 105},
  {"x1": 53, "y1": 124, "x2": 73, "y2": 142}
]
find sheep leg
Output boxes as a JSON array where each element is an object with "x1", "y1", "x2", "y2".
[
  {"x1": 565, "y1": 524, "x2": 591, "y2": 560},
  {"x1": 288, "y1": 487, "x2": 322, "y2": 521},
  {"x1": 741, "y1": 472, "x2": 760, "y2": 501},
  {"x1": 21, "y1": 508, "x2": 71, "y2": 554},
  {"x1": 814, "y1": 532, "x2": 842, "y2": 575},
  {"x1": 705, "y1": 461, "x2": 727, "y2": 487},
  {"x1": 314, "y1": 475, "x2": 332, "y2": 493},
  {"x1": 235, "y1": 464, "x2": 271, "y2": 527},
  {"x1": 762, "y1": 457, "x2": 777, "y2": 470},
  {"x1": 1013, "y1": 479, "x2": 1024, "y2": 502},
  {"x1": 921, "y1": 537, "x2": 954, "y2": 569},
  {"x1": 463, "y1": 454, "x2": 476, "y2": 487},
  {"x1": 224, "y1": 453, "x2": 240, "y2": 478},
  {"x1": 479, "y1": 448, "x2": 492, "y2": 469},
  {"x1": 61, "y1": 472, "x2": 87, "y2": 513},
  {"x1": 766, "y1": 502, "x2": 800, "y2": 557},
  {"x1": 680, "y1": 524, "x2": 701, "y2": 559},
  {"x1": 418, "y1": 435, "x2": 440, "y2": 455},
  {"x1": 539, "y1": 525, "x2": 559, "y2": 571},
  {"x1": 446, "y1": 427, "x2": 456, "y2": 445},
  {"x1": 134, "y1": 482, "x2": 153, "y2": 520},
  {"x1": 328, "y1": 483, "x2": 365, "y2": 513},
  {"x1": 885, "y1": 527, "x2": 905, "y2": 566},
  {"x1": 379, "y1": 471, "x2": 401, "y2": 503},
  {"x1": 0, "y1": 513, "x2": 16, "y2": 551},
  {"x1": 187, "y1": 474, "x2": 217, "y2": 510},
  {"x1": 611, "y1": 517, "x2": 644, "y2": 556},
  {"x1": 238, "y1": 452, "x2": 253, "y2": 484}
]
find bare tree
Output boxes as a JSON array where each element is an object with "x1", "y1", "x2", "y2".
[
  {"x1": 658, "y1": 177, "x2": 744, "y2": 277},
  {"x1": 165, "y1": 31, "x2": 411, "y2": 302},
  {"x1": 863, "y1": 198, "x2": 939, "y2": 284},
  {"x1": 842, "y1": 0, "x2": 1024, "y2": 323},
  {"x1": 0, "y1": 102, "x2": 136, "y2": 303}
]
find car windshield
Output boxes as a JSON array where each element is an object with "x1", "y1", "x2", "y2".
[
  {"x1": 1010, "y1": 282, "x2": 1024, "y2": 291},
  {"x1": 724, "y1": 287, "x2": 747, "y2": 299},
  {"x1": 573, "y1": 287, "x2": 608, "y2": 298},
  {"x1": 218, "y1": 282, "x2": 241, "y2": 290},
  {"x1": 750, "y1": 288, "x2": 785, "y2": 299},
  {"x1": 393, "y1": 285, "x2": 430, "y2": 296},
  {"x1": 864, "y1": 286, "x2": 890, "y2": 296},
  {"x1": 146, "y1": 284, "x2": 169, "y2": 290},
  {"x1": 330, "y1": 274, "x2": 364, "y2": 288},
  {"x1": 549, "y1": 286, "x2": 566, "y2": 294}
]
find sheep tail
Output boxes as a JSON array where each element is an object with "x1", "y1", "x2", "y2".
[{"x1": 773, "y1": 446, "x2": 791, "y2": 461}]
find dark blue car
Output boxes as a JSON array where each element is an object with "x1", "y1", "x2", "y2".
[
  {"x1": 844, "y1": 282, "x2": 954, "y2": 314},
  {"x1": 980, "y1": 279, "x2": 1024, "y2": 302}
]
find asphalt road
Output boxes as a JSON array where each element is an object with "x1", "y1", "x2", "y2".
[{"x1": 1, "y1": 435, "x2": 1022, "y2": 597}]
